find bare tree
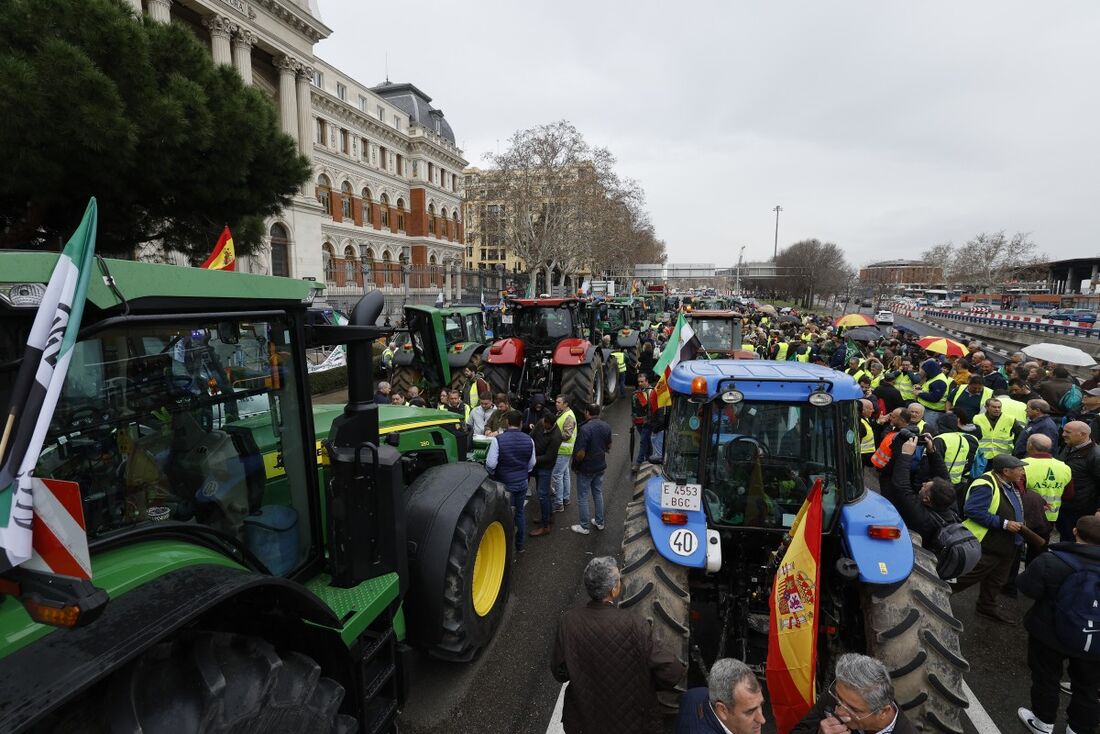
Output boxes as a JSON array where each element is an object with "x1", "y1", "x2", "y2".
[
  {"x1": 923, "y1": 232, "x2": 1046, "y2": 292},
  {"x1": 775, "y1": 239, "x2": 853, "y2": 307}
]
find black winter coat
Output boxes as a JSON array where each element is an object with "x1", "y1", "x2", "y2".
[
  {"x1": 532, "y1": 424, "x2": 562, "y2": 470},
  {"x1": 887, "y1": 449, "x2": 957, "y2": 548},
  {"x1": 1059, "y1": 441, "x2": 1100, "y2": 517},
  {"x1": 1018, "y1": 541, "x2": 1100, "y2": 657}
]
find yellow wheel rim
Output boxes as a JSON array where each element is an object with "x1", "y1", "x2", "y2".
[{"x1": 471, "y1": 521, "x2": 507, "y2": 617}]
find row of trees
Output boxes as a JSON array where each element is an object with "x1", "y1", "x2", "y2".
[
  {"x1": 921, "y1": 232, "x2": 1047, "y2": 291},
  {"x1": 476, "y1": 121, "x2": 665, "y2": 293},
  {"x1": 736, "y1": 239, "x2": 856, "y2": 308}
]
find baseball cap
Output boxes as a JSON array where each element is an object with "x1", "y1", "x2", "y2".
[{"x1": 989, "y1": 454, "x2": 1026, "y2": 471}]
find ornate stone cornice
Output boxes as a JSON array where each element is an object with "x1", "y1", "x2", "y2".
[
  {"x1": 202, "y1": 14, "x2": 237, "y2": 39},
  {"x1": 253, "y1": 0, "x2": 331, "y2": 43}
]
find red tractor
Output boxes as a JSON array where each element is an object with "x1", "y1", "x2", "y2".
[{"x1": 482, "y1": 297, "x2": 618, "y2": 409}]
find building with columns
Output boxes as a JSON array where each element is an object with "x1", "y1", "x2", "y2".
[{"x1": 125, "y1": 0, "x2": 468, "y2": 315}]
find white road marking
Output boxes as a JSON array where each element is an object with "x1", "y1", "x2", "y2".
[
  {"x1": 545, "y1": 682, "x2": 567, "y2": 734},
  {"x1": 962, "y1": 679, "x2": 1001, "y2": 734}
]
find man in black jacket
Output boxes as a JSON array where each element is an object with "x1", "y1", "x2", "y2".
[
  {"x1": 888, "y1": 435, "x2": 957, "y2": 549},
  {"x1": 1057, "y1": 420, "x2": 1100, "y2": 542},
  {"x1": 529, "y1": 412, "x2": 562, "y2": 537},
  {"x1": 1016, "y1": 515, "x2": 1100, "y2": 734}
]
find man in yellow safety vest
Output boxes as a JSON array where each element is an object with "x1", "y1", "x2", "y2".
[
  {"x1": 859, "y1": 399, "x2": 877, "y2": 465},
  {"x1": 973, "y1": 398, "x2": 1021, "y2": 459},
  {"x1": 894, "y1": 359, "x2": 920, "y2": 402},
  {"x1": 916, "y1": 359, "x2": 952, "y2": 424},
  {"x1": 552, "y1": 395, "x2": 578, "y2": 512},
  {"x1": 933, "y1": 412, "x2": 980, "y2": 487},
  {"x1": 1022, "y1": 434, "x2": 1071, "y2": 559}
]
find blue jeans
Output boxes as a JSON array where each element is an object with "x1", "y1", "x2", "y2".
[
  {"x1": 635, "y1": 425, "x2": 652, "y2": 465},
  {"x1": 650, "y1": 430, "x2": 665, "y2": 462},
  {"x1": 575, "y1": 471, "x2": 605, "y2": 529},
  {"x1": 552, "y1": 455, "x2": 572, "y2": 507},
  {"x1": 535, "y1": 467, "x2": 553, "y2": 528},
  {"x1": 506, "y1": 482, "x2": 526, "y2": 549}
]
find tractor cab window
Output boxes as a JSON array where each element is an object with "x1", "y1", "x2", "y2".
[
  {"x1": 703, "y1": 401, "x2": 852, "y2": 528},
  {"x1": 515, "y1": 306, "x2": 573, "y2": 344},
  {"x1": 33, "y1": 316, "x2": 312, "y2": 575},
  {"x1": 443, "y1": 314, "x2": 464, "y2": 345},
  {"x1": 692, "y1": 319, "x2": 733, "y2": 351},
  {"x1": 464, "y1": 315, "x2": 485, "y2": 345},
  {"x1": 604, "y1": 307, "x2": 627, "y2": 331}
]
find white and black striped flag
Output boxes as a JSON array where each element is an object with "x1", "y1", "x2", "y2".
[{"x1": 0, "y1": 198, "x2": 98, "y2": 572}]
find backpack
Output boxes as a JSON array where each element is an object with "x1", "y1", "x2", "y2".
[
  {"x1": 1051, "y1": 550, "x2": 1100, "y2": 659},
  {"x1": 1061, "y1": 384, "x2": 1083, "y2": 413},
  {"x1": 970, "y1": 450, "x2": 989, "y2": 480},
  {"x1": 927, "y1": 510, "x2": 981, "y2": 580}
]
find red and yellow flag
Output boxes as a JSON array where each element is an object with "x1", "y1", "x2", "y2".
[
  {"x1": 766, "y1": 478, "x2": 824, "y2": 733},
  {"x1": 201, "y1": 226, "x2": 236, "y2": 271}
]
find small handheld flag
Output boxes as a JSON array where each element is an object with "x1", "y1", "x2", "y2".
[{"x1": 201, "y1": 226, "x2": 236, "y2": 271}]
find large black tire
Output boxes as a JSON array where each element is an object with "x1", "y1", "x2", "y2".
[
  {"x1": 390, "y1": 365, "x2": 421, "y2": 396},
  {"x1": 561, "y1": 355, "x2": 603, "y2": 411},
  {"x1": 620, "y1": 466, "x2": 689, "y2": 712},
  {"x1": 482, "y1": 363, "x2": 517, "y2": 402},
  {"x1": 433, "y1": 479, "x2": 515, "y2": 662},
  {"x1": 106, "y1": 632, "x2": 357, "y2": 733},
  {"x1": 864, "y1": 544, "x2": 969, "y2": 734}
]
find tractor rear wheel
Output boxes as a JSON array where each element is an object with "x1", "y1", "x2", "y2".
[
  {"x1": 864, "y1": 543, "x2": 969, "y2": 734},
  {"x1": 483, "y1": 364, "x2": 518, "y2": 401},
  {"x1": 106, "y1": 632, "x2": 357, "y2": 733},
  {"x1": 432, "y1": 478, "x2": 515, "y2": 662},
  {"x1": 620, "y1": 487, "x2": 689, "y2": 713},
  {"x1": 561, "y1": 355, "x2": 603, "y2": 411},
  {"x1": 390, "y1": 365, "x2": 421, "y2": 397}
]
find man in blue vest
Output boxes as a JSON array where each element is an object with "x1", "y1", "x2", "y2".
[{"x1": 486, "y1": 410, "x2": 536, "y2": 553}]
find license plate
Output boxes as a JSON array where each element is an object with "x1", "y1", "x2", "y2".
[
  {"x1": 501, "y1": 314, "x2": 513, "y2": 324},
  {"x1": 661, "y1": 482, "x2": 702, "y2": 512}
]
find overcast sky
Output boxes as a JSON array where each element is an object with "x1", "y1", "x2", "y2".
[{"x1": 315, "y1": 1, "x2": 1100, "y2": 268}]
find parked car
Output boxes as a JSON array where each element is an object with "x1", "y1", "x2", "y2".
[
  {"x1": 874, "y1": 310, "x2": 895, "y2": 325},
  {"x1": 1044, "y1": 308, "x2": 1097, "y2": 324}
]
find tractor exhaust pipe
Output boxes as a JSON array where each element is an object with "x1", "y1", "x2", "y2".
[{"x1": 347, "y1": 289, "x2": 385, "y2": 406}]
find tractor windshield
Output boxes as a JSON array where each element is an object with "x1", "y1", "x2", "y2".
[
  {"x1": 28, "y1": 315, "x2": 314, "y2": 574},
  {"x1": 464, "y1": 314, "x2": 485, "y2": 344},
  {"x1": 691, "y1": 319, "x2": 734, "y2": 351},
  {"x1": 514, "y1": 306, "x2": 574, "y2": 344},
  {"x1": 443, "y1": 313, "x2": 464, "y2": 346},
  {"x1": 663, "y1": 398, "x2": 860, "y2": 529},
  {"x1": 604, "y1": 307, "x2": 628, "y2": 331}
]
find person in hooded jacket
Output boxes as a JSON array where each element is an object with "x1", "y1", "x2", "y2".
[
  {"x1": 1015, "y1": 515, "x2": 1100, "y2": 734},
  {"x1": 888, "y1": 434, "x2": 957, "y2": 548}
]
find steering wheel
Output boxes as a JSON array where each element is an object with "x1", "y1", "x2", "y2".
[{"x1": 723, "y1": 436, "x2": 768, "y2": 464}]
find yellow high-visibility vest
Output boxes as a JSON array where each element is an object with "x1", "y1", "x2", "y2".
[
  {"x1": 796, "y1": 350, "x2": 810, "y2": 362},
  {"x1": 997, "y1": 396, "x2": 1028, "y2": 425},
  {"x1": 918, "y1": 373, "x2": 951, "y2": 411},
  {"x1": 962, "y1": 473, "x2": 1004, "y2": 543},
  {"x1": 895, "y1": 373, "x2": 916, "y2": 401},
  {"x1": 774, "y1": 342, "x2": 789, "y2": 361},
  {"x1": 611, "y1": 351, "x2": 627, "y2": 373},
  {"x1": 973, "y1": 413, "x2": 1016, "y2": 458},
  {"x1": 1023, "y1": 457, "x2": 1072, "y2": 522},
  {"x1": 556, "y1": 409, "x2": 577, "y2": 456},
  {"x1": 860, "y1": 418, "x2": 876, "y2": 455},
  {"x1": 937, "y1": 432, "x2": 976, "y2": 485}
]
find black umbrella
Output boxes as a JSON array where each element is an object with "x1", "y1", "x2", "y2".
[
  {"x1": 844, "y1": 326, "x2": 886, "y2": 342},
  {"x1": 778, "y1": 314, "x2": 801, "y2": 324}
]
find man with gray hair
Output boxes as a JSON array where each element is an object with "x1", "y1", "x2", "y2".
[
  {"x1": 551, "y1": 557, "x2": 684, "y2": 734},
  {"x1": 675, "y1": 658, "x2": 765, "y2": 734},
  {"x1": 792, "y1": 653, "x2": 914, "y2": 733},
  {"x1": 1014, "y1": 399, "x2": 1060, "y2": 458}
]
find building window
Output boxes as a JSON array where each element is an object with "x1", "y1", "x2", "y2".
[
  {"x1": 341, "y1": 181, "x2": 352, "y2": 219},
  {"x1": 377, "y1": 105, "x2": 385, "y2": 120},
  {"x1": 336, "y1": 82, "x2": 347, "y2": 101},
  {"x1": 316, "y1": 174, "x2": 331, "y2": 213},
  {"x1": 315, "y1": 118, "x2": 326, "y2": 145},
  {"x1": 379, "y1": 146, "x2": 387, "y2": 170},
  {"x1": 322, "y1": 243, "x2": 336, "y2": 283},
  {"x1": 344, "y1": 246, "x2": 356, "y2": 284},
  {"x1": 270, "y1": 223, "x2": 290, "y2": 277},
  {"x1": 393, "y1": 115, "x2": 401, "y2": 131},
  {"x1": 359, "y1": 95, "x2": 369, "y2": 112},
  {"x1": 428, "y1": 204, "x2": 436, "y2": 234},
  {"x1": 395, "y1": 154, "x2": 403, "y2": 176},
  {"x1": 362, "y1": 188, "x2": 373, "y2": 225},
  {"x1": 312, "y1": 69, "x2": 323, "y2": 87},
  {"x1": 396, "y1": 198, "x2": 406, "y2": 232},
  {"x1": 428, "y1": 163, "x2": 434, "y2": 182},
  {"x1": 380, "y1": 194, "x2": 390, "y2": 227},
  {"x1": 340, "y1": 129, "x2": 349, "y2": 154}
]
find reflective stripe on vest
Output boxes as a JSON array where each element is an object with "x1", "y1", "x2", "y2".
[
  {"x1": 895, "y1": 373, "x2": 916, "y2": 401},
  {"x1": 962, "y1": 474, "x2": 1001, "y2": 543},
  {"x1": 871, "y1": 431, "x2": 897, "y2": 469},
  {"x1": 1023, "y1": 457, "x2": 1072, "y2": 522},
  {"x1": 775, "y1": 343, "x2": 789, "y2": 361},
  {"x1": 467, "y1": 381, "x2": 479, "y2": 406},
  {"x1": 918, "y1": 373, "x2": 950, "y2": 411},
  {"x1": 556, "y1": 409, "x2": 577, "y2": 455},
  {"x1": 937, "y1": 432, "x2": 974, "y2": 485},
  {"x1": 611, "y1": 351, "x2": 627, "y2": 373},
  {"x1": 973, "y1": 413, "x2": 1015, "y2": 458},
  {"x1": 860, "y1": 418, "x2": 876, "y2": 455}
]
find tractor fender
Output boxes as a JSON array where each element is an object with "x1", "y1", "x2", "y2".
[
  {"x1": 0, "y1": 564, "x2": 355, "y2": 733},
  {"x1": 486, "y1": 337, "x2": 524, "y2": 367},
  {"x1": 642, "y1": 471, "x2": 707, "y2": 569},
  {"x1": 447, "y1": 343, "x2": 485, "y2": 371},
  {"x1": 403, "y1": 462, "x2": 494, "y2": 648},
  {"x1": 393, "y1": 348, "x2": 416, "y2": 367},
  {"x1": 616, "y1": 330, "x2": 640, "y2": 349},
  {"x1": 839, "y1": 490, "x2": 914, "y2": 584},
  {"x1": 552, "y1": 338, "x2": 596, "y2": 367}
]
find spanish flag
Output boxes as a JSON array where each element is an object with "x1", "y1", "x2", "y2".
[
  {"x1": 652, "y1": 313, "x2": 700, "y2": 408},
  {"x1": 201, "y1": 226, "x2": 236, "y2": 271},
  {"x1": 766, "y1": 478, "x2": 824, "y2": 733}
]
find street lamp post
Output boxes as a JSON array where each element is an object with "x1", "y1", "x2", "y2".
[
  {"x1": 772, "y1": 205, "x2": 782, "y2": 259},
  {"x1": 735, "y1": 245, "x2": 745, "y2": 295}
]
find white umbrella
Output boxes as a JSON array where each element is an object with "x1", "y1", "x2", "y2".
[{"x1": 1022, "y1": 342, "x2": 1099, "y2": 367}]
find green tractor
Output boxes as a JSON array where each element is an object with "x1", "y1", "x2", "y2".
[
  {"x1": 588, "y1": 299, "x2": 643, "y2": 387},
  {"x1": 0, "y1": 255, "x2": 514, "y2": 732},
  {"x1": 389, "y1": 305, "x2": 488, "y2": 400}
]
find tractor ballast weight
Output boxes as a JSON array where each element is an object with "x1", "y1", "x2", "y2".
[{"x1": 625, "y1": 361, "x2": 969, "y2": 732}]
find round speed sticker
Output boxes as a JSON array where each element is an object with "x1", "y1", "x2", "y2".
[{"x1": 668, "y1": 529, "x2": 698, "y2": 557}]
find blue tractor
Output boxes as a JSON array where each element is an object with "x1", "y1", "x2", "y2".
[{"x1": 625, "y1": 361, "x2": 969, "y2": 733}]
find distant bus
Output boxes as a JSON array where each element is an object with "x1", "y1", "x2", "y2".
[{"x1": 924, "y1": 289, "x2": 960, "y2": 307}]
